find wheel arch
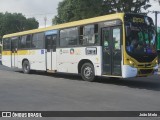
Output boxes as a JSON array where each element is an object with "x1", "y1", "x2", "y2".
[
  {"x1": 78, "y1": 59, "x2": 94, "y2": 74},
  {"x1": 22, "y1": 58, "x2": 29, "y2": 66}
]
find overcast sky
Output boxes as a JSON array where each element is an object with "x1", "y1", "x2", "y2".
[
  {"x1": 0, "y1": 0, "x2": 62, "y2": 28},
  {"x1": 0, "y1": 0, "x2": 160, "y2": 28}
]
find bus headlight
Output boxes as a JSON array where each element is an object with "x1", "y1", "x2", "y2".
[
  {"x1": 155, "y1": 59, "x2": 158, "y2": 64},
  {"x1": 129, "y1": 60, "x2": 134, "y2": 66}
]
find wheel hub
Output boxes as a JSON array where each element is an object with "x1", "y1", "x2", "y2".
[{"x1": 84, "y1": 66, "x2": 92, "y2": 78}]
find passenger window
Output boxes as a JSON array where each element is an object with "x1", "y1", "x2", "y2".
[
  {"x1": 60, "y1": 27, "x2": 78, "y2": 47},
  {"x1": 19, "y1": 35, "x2": 32, "y2": 49},
  {"x1": 3, "y1": 38, "x2": 11, "y2": 50},
  {"x1": 80, "y1": 24, "x2": 98, "y2": 45},
  {"x1": 26, "y1": 35, "x2": 32, "y2": 48},
  {"x1": 11, "y1": 37, "x2": 19, "y2": 49},
  {"x1": 32, "y1": 33, "x2": 44, "y2": 49},
  {"x1": 20, "y1": 36, "x2": 27, "y2": 48}
]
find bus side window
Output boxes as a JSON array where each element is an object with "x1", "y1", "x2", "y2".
[
  {"x1": 11, "y1": 37, "x2": 19, "y2": 51},
  {"x1": 19, "y1": 35, "x2": 32, "y2": 49},
  {"x1": 79, "y1": 24, "x2": 98, "y2": 46},
  {"x1": 26, "y1": 35, "x2": 32, "y2": 48},
  {"x1": 3, "y1": 38, "x2": 11, "y2": 51},
  {"x1": 20, "y1": 36, "x2": 27, "y2": 48},
  {"x1": 32, "y1": 33, "x2": 44, "y2": 49},
  {"x1": 60, "y1": 27, "x2": 78, "y2": 47},
  {"x1": 79, "y1": 26, "x2": 84, "y2": 45}
]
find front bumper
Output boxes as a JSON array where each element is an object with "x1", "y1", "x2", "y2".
[{"x1": 122, "y1": 64, "x2": 159, "y2": 78}]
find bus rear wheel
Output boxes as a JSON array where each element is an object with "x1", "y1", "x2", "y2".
[
  {"x1": 81, "y1": 63, "x2": 95, "y2": 82},
  {"x1": 22, "y1": 60, "x2": 31, "y2": 74}
]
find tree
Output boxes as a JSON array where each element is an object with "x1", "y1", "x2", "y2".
[
  {"x1": 154, "y1": 0, "x2": 160, "y2": 4},
  {"x1": 102, "y1": 0, "x2": 151, "y2": 13},
  {"x1": 24, "y1": 18, "x2": 39, "y2": 30},
  {"x1": 52, "y1": 0, "x2": 104, "y2": 24},
  {"x1": 52, "y1": 0, "x2": 151, "y2": 25},
  {"x1": 0, "y1": 12, "x2": 39, "y2": 43}
]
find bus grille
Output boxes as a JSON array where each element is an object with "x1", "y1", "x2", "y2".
[
  {"x1": 139, "y1": 69, "x2": 153, "y2": 74},
  {"x1": 138, "y1": 64, "x2": 152, "y2": 68}
]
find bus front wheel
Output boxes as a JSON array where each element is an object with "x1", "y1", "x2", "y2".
[
  {"x1": 22, "y1": 60, "x2": 31, "y2": 74},
  {"x1": 81, "y1": 63, "x2": 95, "y2": 82}
]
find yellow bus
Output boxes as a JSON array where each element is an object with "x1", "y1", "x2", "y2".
[
  {"x1": 0, "y1": 43, "x2": 2, "y2": 63},
  {"x1": 2, "y1": 13, "x2": 158, "y2": 81}
]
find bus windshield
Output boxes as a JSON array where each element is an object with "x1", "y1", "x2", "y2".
[
  {"x1": 126, "y1": 26, "x2": 156, "y2": 55},
  {"x1": 125, "y1": 14, "x2": 157, "y2": 62}
]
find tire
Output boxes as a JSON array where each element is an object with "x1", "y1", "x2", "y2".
[
  {"x1": 22, "y1": 60, "x2": 31, "y2": 74},
  {"x1": 81, "y1": 63, "x2": 95, "y2": 82}
]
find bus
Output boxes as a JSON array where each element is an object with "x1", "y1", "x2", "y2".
[
  {"x1": 0, "y1": 43, "x2": 2, "y2": 64},
  {"x1": 158, "y1": 27, "x2": 160, "y2": 63},
  {"x1": 2, "y1": 13, "x2": 158, "y2": 81},
  {"x1": 157, "y1": 27, "x2": 160, "y2": 51}
]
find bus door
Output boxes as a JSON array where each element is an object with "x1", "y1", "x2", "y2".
[
  {"x1": 45, "y1": 34, "x2": 57, "y2": 71},
  {"x1": 102, "y1": 27, "x2": 122, "y2": 76},
  {"x1": 11, "y1": 38, "x2": 18, "y2": 68}
]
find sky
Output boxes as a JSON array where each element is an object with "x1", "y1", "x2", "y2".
[
  {"x1": 0, "y1": 0, "x2": 62, "y2": 28},
  {"x1": 0, "y1": 0, "x2": 160, "y2": 28}
]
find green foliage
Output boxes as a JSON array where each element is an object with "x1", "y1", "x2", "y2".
[
  {"x1": 24, "y1": 18, "x2": 39, "y2": 30},
  {"x1": 102, "y1": 0, "x2": 150, "y2": 13},
  {"x1": 0, "y1": 12, "x2": 39, "y2": 42},
  {"x1": 52, "y1": 0, "x2": 151, "y2": 24},
  {"x1": 53, "y1": 0, "x2": 104, "y2": 24}
]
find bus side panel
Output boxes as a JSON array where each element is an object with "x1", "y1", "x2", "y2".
[
  {"x1": 2, "y1": 51, "x2": 12, "y2": 67},
  {"x1": 30, "y1": 49, "x2": 46, "y2": 70},
  {"x1": 17, "y1": 49, "x2": 46, "y2": 71},
  {"x1": 56, "y1": 46, "x2": 102, "y2": 76}
]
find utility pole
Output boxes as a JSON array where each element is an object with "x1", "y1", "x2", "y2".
[{"x1": 44, "y1": 16, "x2": 47, "y2": 28}]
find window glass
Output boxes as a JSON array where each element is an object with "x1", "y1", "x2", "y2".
[
  {"x1": 19, "y1": 35, "x2": 32, "y2": 49},
  {"x1": 60, "y1": 27, "x2": 78, "y2": 47},
  {"x1": 26, "y1": 35, "x2": 32, "y2": 48},
  {"x1": 113, "y1": 28, "x2": 121, "y2": 50},
  {"x1": 20, "y1": 36, "x2": 27, "y2": 48},
  {"x1": 32, "y1": 32, "x2": 44, "y2": 49},
  {"x1": 46, "y1": 35, "x2": 52, "y2": 51},
  {"x1": 103, "y1": 30, "x2": 110, "y2": 49},
  {"x1": 80, "y1": 24, "x2": 99, "y2": 45},
  {"x1": 46, "y1": 35, "x2": 57, "y2": 52},
  {"x1": 3, "y1": 38, "x2": 11, "y2": 50},
  {"x1": 0, "y1": 45, "x2": 2, "y2": 53},
  {"x1": 126, "y1": 25, "x2": 156, "y2": 55},
  {"x1": 11, "y1": 37, "x2": 18, "y2": 50}
]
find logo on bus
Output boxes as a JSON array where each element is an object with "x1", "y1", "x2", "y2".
[{"x1": 70, "y1": 48, "x2": 74, "y2": 55}]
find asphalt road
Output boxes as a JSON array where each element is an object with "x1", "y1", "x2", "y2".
[{"x1": 0, "y1": 65, "x2": 160, "y2": 120}]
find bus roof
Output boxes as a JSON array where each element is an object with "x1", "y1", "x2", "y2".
[{"x1": 3, "y1": 13, "x2": 124, "y2": 38}]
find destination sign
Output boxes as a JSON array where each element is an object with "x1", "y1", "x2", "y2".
[
  {"x1": 125, "y1": 14, "x2": 154, "y2": 26},
  {"x1": 133, "y1": 17, "x2": 144, "y2": 23}
]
